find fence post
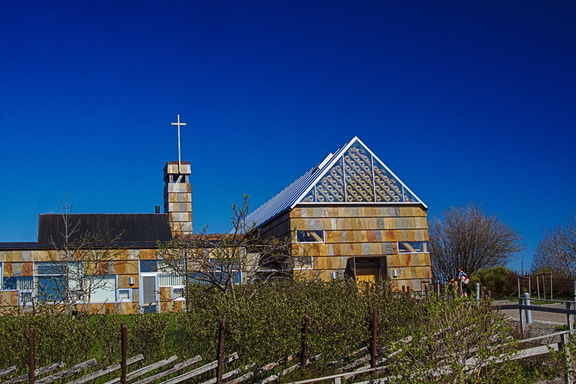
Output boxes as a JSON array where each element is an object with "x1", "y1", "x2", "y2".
[
  {"x1": 567, "y1": 302, "x2": 574, "y2": 331},
  {"x1": 121, "y1": 323, "x2": 128, "y2": 384},
  {"x1": 217, "y1": 318, "x2": 226, "y2": 384},
  {"x1": 370, "y1": 307, "x2": 378, "y2": 368},
  {"x1": 524, "y1": 292, "x2": 532, "y2": 324},
  {"x1": 29, "y1": 328, "x2": 35, "y2": 384},
  {"x1": 561, "y1": 332, "x2": 573, "y2": 384},
  {"x1": 475, "y1": 283, "x2": 480, "y2": 303},
  {"x1": 301, "y1": 315, "x2": 309, "y2": 369},
  {"x1": 518, "y1": 296, "x2": 525, "y2": 337}
]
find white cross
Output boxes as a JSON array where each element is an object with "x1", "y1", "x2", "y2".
[{"x1": 171, "y1": 114, "x2": 187, "y2": 171}]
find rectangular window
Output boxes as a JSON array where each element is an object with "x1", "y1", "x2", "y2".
[
  {"x1": 88, "y1": 275, "x2": 117, "y2": 303},
  {"x1": 159, "y1": 273, "x2": 185, "y2": 287},
  {"x1": 172, "y1": 287, "x2": 185, "y2": 300},
  {"x1": 296, "y1": 230, "x2": 325, "y2": 243},
  {"x1": 398, "y1": 241, "x2": 429, "y2": 253},
  {"x1": 140, "y1": 260, "x2": 158, "y2": 272},
  {"x1": 37, "y1": 275, "x2": 67, "y2": 302},
  {"x1": 294, "y1": 256, "x2": 313, "y2": 269},
  {"x1": 117, "y1": 288, "x2": 132, "y2": 302},
  {"x1": 37, "y1": 261, "x2": 83, "y2": 303}
]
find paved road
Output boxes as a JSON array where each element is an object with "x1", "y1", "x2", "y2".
[{"x1": 492, "y1": 300, "x2": 570, "y2": 325}]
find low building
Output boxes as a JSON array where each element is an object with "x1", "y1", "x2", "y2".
[
  {"x1": 0, "y1": 162, "x2": 194, "y2": 314},
  {"x1": 0, "y1": 137, "x2": 431, "y2": 314}
]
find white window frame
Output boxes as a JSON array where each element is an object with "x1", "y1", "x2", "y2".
[
  {"x1": 171, "y1": 286, "x2": 186, "y2": 301},
  {"x1": 117, "y1": 288, "x2": 133, "y2": 302},
  {"x1": 139, "y1": 272, "x2": 159, "y2": 313},
  {"x1": 87, "y1": 275, "x2": 117, "y2": 303}
]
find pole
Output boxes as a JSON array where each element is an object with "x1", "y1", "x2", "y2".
[
  {"x1": 217, "y1": 319, "x2": 226, "y2": 384},
  {"x1": 550, "y1": 273, "x2": 553, "y2": 300},
  {"x1": 561, "y1": 333, "x2": 573, "y2": 384},
  {"x1": 121, "y1": 323, "x2": 128, "y2": 384},
  {"x1": 29, "y1": 328, "x2": 35, "y2": 384},
  {"x1": 301, "y1": 316, "x2": 309, "y2": 369},
  {"x1": 536, "y1": 274, "x2": 540, "y2": 299},
  {"x1": 524, "y1": 292, "x2": 532, "y2": 324},
  {"x1": 475, "y1": 283, "x2": 480, "y2": 302},
  {"x1": 370, "y1": 307, "x2": 377, "y2": 368}
]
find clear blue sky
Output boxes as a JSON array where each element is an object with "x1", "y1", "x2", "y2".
[{"x1": 1, "y1": 1, "x2": 575, "y2": 273}]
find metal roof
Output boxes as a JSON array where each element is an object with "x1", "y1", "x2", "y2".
[
  {"x1": 245, "y1": 136, "x2": 427, "y2": 229},
  {"x1": 37, "y1": 213, "x2": 172, "y2": 243}
]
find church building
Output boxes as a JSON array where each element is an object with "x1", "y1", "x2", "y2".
[
  {"x1": 247, "y1": 136, "x2": 431, "y2": 291},
  {"x1": 0, "y1": 121, "x2": 431, "y2": 314}
]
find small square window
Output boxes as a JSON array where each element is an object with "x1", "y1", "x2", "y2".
[
  {"x1": 296, "y1": 230, "x2": 324, "y2": 243},
  {"x1": 172, "y1": 287, "x2": 185, "y2": 300},
  {"x1": 117, "y1": 288, "x2": 132, "y2": 302}
]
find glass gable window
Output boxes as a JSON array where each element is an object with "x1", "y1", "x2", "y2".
[
  {"x1": 301, "y1": 141, "x2": 420, "y2": 204},
  {"x1": 296, "y1": 230, "x2": 325, "y2": 243},
  {"x1": 398, "y1": 241, "x2": 429, "y2": 253}
]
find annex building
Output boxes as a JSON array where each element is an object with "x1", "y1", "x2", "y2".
[{"x1": 0, "y1": 134, "x2": 431, "y2": 314}]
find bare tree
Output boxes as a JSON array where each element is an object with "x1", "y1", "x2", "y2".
[
  {"x1": 159, "y1": 195, "x2": 295, "y2": 303},
  {"x1": 429, "y1": 204, "x2": 523, "y2": 280},
  {"x1": 532, "y1": 215, "x2": 576, "y2": 276},
  {"x1": 38, "y1": 199, "x2": 124, "y2": 313}
]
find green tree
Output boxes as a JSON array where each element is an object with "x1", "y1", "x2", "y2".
[{"x1": 473, "y1": 265, "x2": 517, "y2": 299}]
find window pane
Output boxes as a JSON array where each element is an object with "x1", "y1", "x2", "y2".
[
  {"x1": 37, "y1": 262, "x2": 64, "y2": 275},
  {"x1": 159, "y1": 273, "x2": 185, "y2": 287},
  {"x1": 296, "y1": 230, "x2": 324, "y2": 243},
  {"x1": 38, "y1": 275, "x2": 66, "y2": 302},
  {"x1": 118, "y1": 289, "x2": 131, "y2": 301},
  {"x1": 398, "y1": 241, "x2": 428, "y2": 253},
  {"x1": 140, "y1": 260, "x2": 158, "y2": 272},
  {"x1": 89, "y1": 275, "x2": 117, "y2": 302}
]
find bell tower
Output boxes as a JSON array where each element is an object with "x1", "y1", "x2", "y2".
[
  {"x1": 164, "y1": 161, "x2": 192, "y2": 235},
  {"x1": 164, "y1": 114, "x2": 192, "y2": 235}
]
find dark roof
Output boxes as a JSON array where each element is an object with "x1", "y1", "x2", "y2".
[{"x1": 38, "y1": 214, "x2": 172, "y2": 244}]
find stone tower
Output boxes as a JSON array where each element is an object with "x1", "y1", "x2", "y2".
[{"x1": 163, "y1": 161, "x2": 192, "y2": 235}]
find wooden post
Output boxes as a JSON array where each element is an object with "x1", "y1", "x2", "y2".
[
  {"x1": 301, "y1": 316, "x2": 309, "y2": 369},
  {"x1": 567, "y1": 302, "x2": 574, "y2": 331},
  {"x1": 29, "y1": 328, "x2": 35, "y2": 384},
  {"x1": 561, "y1": 332, "x2": 573, "y2": 384},
  {"x1": 370, "y1": 307, "x2": 377, "y2": 368},
  {"x1": 217, "y1": 318, "x2": 226, "y2": 384},
  {"x1": 121, "y1": 323, "x2": 128, "y2": 384}
]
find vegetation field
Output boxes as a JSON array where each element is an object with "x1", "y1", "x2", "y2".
[{"x1": 0, "y1": 281, "x2": 566, "y2": 383}]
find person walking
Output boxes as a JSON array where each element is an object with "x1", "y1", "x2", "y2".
[{"x1": 457, "y1": 268, "x2": 470, "y2": 297}]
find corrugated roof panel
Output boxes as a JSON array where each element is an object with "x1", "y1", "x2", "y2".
[{"x1": 38, "y1": 214, "x2": 172, "y2": 243}]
